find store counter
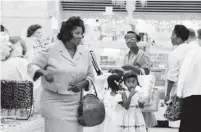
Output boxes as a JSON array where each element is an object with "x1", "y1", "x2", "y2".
[{"x1": 1, "y1": 115, "x2": 44, "y2": 132}]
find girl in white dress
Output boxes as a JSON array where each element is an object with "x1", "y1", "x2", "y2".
[
  {"x1": 118, "y1": 72, "x2": 147, "y2": 132},
  {"x1": 103, "y1": 74, "x2": 126, "y2": 132},
  {"x1": 104, "y1": 72, "x2": 146, "y2": 132}
]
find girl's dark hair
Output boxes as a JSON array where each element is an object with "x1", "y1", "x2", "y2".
[
  {"x1": 57, "y1": 16, "x2": 85, "y2": 43},
  {"x1": 27, "y1": 24, "x2": 42, "y2": 37},
  {"x1": 107, "y1": 74, "x2": 122, "y2": 91},
  {"x1": 173, "y1": 25, "x2": 189, "y2": 41},
  {"x1": 108, "y1": 69, "x2": 124, "y2": 78},
  {"x1": 123, "y1": 72, "x2": 140, "y2": 86},
  {"x1": 125, "y1": 31, "x2": 141, "y2": 42}
]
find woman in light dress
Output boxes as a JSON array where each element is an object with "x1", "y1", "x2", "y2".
[{"x1": 27, "y1": 16, "x2": 94, "y2": 132}]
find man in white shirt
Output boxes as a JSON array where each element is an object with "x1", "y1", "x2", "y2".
[
  {"x1": 178, "y1": 43, "x2": 201, "y2": 132},
  {"x1": 177, "y1": 28, "x2": 201, "y2": 132}
]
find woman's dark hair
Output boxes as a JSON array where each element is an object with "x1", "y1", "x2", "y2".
[
  {"x1": 173, "y1": 25, "x2": 189, "y2": 41},
  {"x1": 123, "y1": 72, "x2": 140, "y2": 86},
  {"x1": 125, "y1": 31, "x2": 141, "y2": 42},
  {"x1": 27, "y1": 24, "x2": 42, "y2": 37},
  {"x1": 107, "y1": 74, "x2": 122, "y2": 91},
  {"x1": 57, "y1": 16, "x2": 85, "y2": 43}
]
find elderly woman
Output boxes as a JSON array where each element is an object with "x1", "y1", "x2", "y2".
[
  {"x1": 24, "y1": 24, "x2": 44, "y2": 62},
  {"x1": 121, "y1": 25, "x2": 157, "y2": 130},
  {"x1": 27, "y1": 16, "x2": 94, "y2": 132}
]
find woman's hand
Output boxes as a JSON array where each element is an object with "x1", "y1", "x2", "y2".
[
  {"x1": 68, "y1": 80, "x2": 89, "y2": 93},
  {"x1": 164, "y1": 94, "x2": 170, "y2": 104},
  {"x1": 109, "y1": 68, "x2": 125, "y2": 76},
  {"x1": 122, "y1": 64, "x2": 133, "y2": 71},
  {"x1": 36, "y1": 69, "x2": 54, "y2": 83},
  {"x1": 122, "y1": 65, "x2": 142, "y2": 75},
  {"x1": 43, "y1": 70, "x2": 54, "y2": 83}
]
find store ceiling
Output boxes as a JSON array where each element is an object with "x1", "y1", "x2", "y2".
[{"x1": 61, "y1": 0, "x2": 201, "y2": 13}]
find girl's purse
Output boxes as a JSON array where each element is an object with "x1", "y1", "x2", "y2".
[
  {"x1": 164, "y1": 95, "x2": 183, "y2": 121},
  {"x1": 142, "y1": 88, "x2": 160, "y2": 112},
  {"x1": 77, "y1": 81, "x2": 105, "y2": 127},
  {"x1": 137, "y1": 73, "x2": 156, "y2": 105}
]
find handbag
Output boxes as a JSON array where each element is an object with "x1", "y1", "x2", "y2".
[
  {"x1": 1, "y1": 80, "x2": 33, "y2": 120},
  {"x1": 142, "y1": 88, "x2": 160, "y2": 112},
  {"x1": 164, "y1": 95, "x2": 183, "y2": 121},
  {"x1": 77, "y1": 81, "x2": 105, "y2": 127}
]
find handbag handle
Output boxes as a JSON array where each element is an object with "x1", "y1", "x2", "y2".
[
  {"x1": 89, "y1": 50, "x2": 103, "y2": 76},
  {"x1": 80, "y1": 80, "x2": 98, "y2": 102}
]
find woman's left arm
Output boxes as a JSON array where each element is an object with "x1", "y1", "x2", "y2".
[
  {"x1": 122, "y1": 65, "x2": 142, "y2": 75},
  {"x1": 139, "y1": 53, "x2": 151, "y2": 75}
]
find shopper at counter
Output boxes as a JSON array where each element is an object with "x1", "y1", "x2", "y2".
[
  {"x1": 24, "y1": 24, "x2": 44, "y2": 62},
  {"x1": 27, "y1": 16, "x2": 94, "y2": 132}
]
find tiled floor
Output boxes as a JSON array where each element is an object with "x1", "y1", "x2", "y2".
[{"x1": 149, "y1": 128, "x2": 178, "y2": 132}]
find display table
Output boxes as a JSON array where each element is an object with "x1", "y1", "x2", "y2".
[{"x1": 1, "y1": 115, "x2": 44, "y2": 132}]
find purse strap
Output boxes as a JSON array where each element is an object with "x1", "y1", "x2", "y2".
[
  {"x1": 80, "y1": 80, "x2": 98, "y2": 102},
  {"x1": 89, "y1": 50, "x2": 103, "y2": 76}
]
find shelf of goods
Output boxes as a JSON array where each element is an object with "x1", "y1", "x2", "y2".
[{"x1": 1, "y1": 115, "x2": 44, "y2": 132}]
